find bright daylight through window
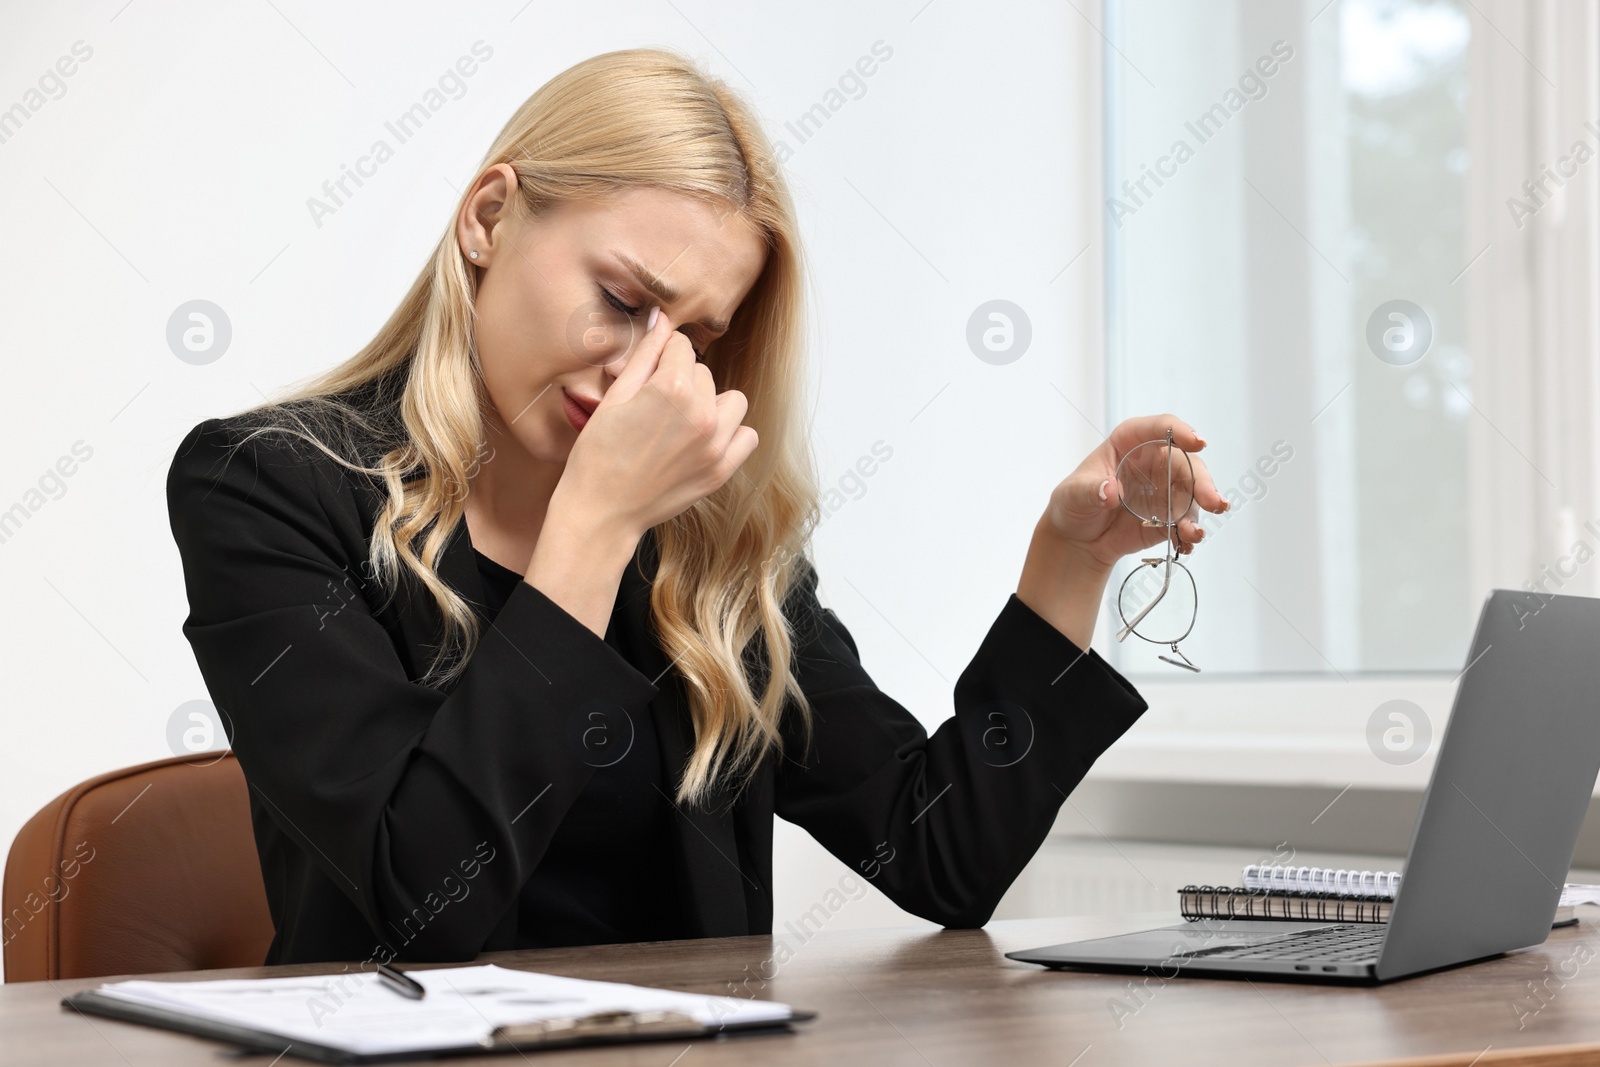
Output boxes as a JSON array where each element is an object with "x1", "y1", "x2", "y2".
[{"x1": 1104, "y1": 0, "x2": 1473, "y2": 676}]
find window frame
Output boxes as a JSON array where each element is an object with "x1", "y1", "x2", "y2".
[{"x1": 1081, "y1": 0, "x2": 1600, "y2": 787}]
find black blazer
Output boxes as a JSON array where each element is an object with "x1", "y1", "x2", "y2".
[{"x1": 166, "y1": 411, "x2": 1149, "y2": 966}]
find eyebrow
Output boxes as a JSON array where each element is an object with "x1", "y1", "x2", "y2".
[{"x1": 613, "y1": 252, "x2": 732, "y2": 335}]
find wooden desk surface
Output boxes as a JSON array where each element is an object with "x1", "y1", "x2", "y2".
[{"x1": 11, "y1": 912, "x2": 1600, "y2": 1067}]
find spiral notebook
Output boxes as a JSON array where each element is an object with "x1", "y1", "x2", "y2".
[{"x1": 1177, "y1": 863, "x2": 1600, "y2": 925}]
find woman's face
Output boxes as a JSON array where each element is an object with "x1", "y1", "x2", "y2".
[{"x1": 459, "y1": 166, "x2": 768, "y2": 466}]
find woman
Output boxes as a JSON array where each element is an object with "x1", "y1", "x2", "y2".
[{"x1": 167, "y1": 48, "x2": 1224, "y2": 967}]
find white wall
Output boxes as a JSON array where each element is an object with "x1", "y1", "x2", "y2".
[{"x1": 0, "y1": 0, "x2": 1103, "y2": 951}]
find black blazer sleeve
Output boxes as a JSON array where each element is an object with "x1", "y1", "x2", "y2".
[
  {"x1": 167, "y1": 418, "x2": 661, "y2": 960},
  {"x1": 773, "y1": 557, "x2": 1148, "y2": 928}
]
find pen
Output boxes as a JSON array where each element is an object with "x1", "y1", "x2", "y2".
[{"x1": 376, "y1": 962, "x2": 426, "y2": 1000}]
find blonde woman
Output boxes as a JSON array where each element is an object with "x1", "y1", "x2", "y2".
[{"x1": 167, "y1": 48, "x2": 1224, "y2": 966}]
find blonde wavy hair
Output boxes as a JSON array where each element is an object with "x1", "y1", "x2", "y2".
[{"x1": 227, "y1": 47, "x2": 822, "y2": 808}]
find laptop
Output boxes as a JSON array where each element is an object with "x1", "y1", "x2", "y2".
[{"x1": 1007, "y1": 589, "x2": 1600, "y2": 984}]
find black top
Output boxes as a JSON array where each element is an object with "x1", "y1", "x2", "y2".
[
  {"x1": 166, "y1": 409, "x2": 1150, "y2": 966},
  {"x1": 471, "y1": 549, "x2": 683, "y2": 948}
]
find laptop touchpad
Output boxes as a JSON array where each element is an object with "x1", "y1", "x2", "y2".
[{"x1": 1046, "y1": 922, "x2": 1342, "y2": 960}]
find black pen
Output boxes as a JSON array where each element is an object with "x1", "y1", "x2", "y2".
[{"x1": 376, "y1": 962, "x2": 426, "y2": 1000}]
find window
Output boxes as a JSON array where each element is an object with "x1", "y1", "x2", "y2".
[{"x1": 1104, "y1": 0, "x2": 1479, "y2": 676}]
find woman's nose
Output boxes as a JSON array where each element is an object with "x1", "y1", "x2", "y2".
[{"x1": 603, "y1": 304, "x2": 665, "y2": 378}]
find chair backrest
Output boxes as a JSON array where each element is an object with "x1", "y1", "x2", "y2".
[{"x1": 3, "y1": 753, "x2": 274, "y2": 982}]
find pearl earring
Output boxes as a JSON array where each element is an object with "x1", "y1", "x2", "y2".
[{"x1": 469, "y1": 250, "x2": 479, "y2": 260}]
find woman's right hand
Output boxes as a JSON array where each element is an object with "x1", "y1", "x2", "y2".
[{"x1": 555, "y1": 306, "x2": 759, "y2": 541}]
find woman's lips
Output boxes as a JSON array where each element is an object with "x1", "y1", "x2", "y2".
[{"x1": 561, "y1": 388, "x2": 597, "y2": 431}]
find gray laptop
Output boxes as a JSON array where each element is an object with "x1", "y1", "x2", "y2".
[{"x1": 1007, "y1": 589, "x2": 1600, "y2": 984}]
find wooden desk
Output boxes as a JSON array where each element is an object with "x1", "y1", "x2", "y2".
[{"x1": 10, "y1": 912, "x2": 1600, "y2": 1066}]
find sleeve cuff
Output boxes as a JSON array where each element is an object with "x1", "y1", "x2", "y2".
[
  {"x1": 992, "y1": 593, "x2": 1143, "y2": 691},
  {"x1": 954, "y1": 593, "x2": 1150, "y2": 765},
  {"x1": 487, "y1": 577, "x2": 662, "y2": 710}
]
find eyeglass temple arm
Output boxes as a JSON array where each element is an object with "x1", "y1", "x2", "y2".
[
  {"x1": 1160, "y1": 646, "x2": 1200, "y2": 672},
  {"x1": 1115, "y1": 430, "x2": 1184, "y2": 644},
  {"x1": 1116, "y1": 556, "x2": 1172, "y2": 642},
  {"x1": 1166, "y1": 428, "x2": 1173, "y2": 529}
]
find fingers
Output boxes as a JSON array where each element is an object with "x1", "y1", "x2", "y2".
[
  {"x1": 1099, "y1": 475, "x2": 1122, "y2": 512},
  {"x1": 1109, "y1": 413, "x2": 1206, "y2": 456},
  {"x1": 1188, "y1": 453, "x2": 1230, "y2": 515},
  {"x1": 1175, "y1": 517, "x2": 1206, "y2": 550},
  {"x1": 712, "y1": 386, "x2": 751, "y2": 453},
  {"x1": 653, "y1": 309, "x2": 701, "y2": 384},
  {"x1": 615, "y1": 307, "x2": 711, "y2": 413},
  {"x1": 599, "y1": 304, "x2": 673, "y2": 408},
  {"x1": 719, "y1": 424, "x2": 760, "y2": 477},
  {"x1": 1064, "y1": 471, "x2": 1121, "y2": 515},
  {"x1": 1108, "y1": 412, "x2": 1227, "y2": 519},
  {"x1": 700, "y1": 371, "x2": 759, "y2": 484},
  {"x1": 643, "y1": 306, "x2": 757, "y2": 473}
]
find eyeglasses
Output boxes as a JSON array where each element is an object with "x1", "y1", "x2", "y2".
[{"x1": 1113, "y1": 429, "x2": 1200, "y2": 672}]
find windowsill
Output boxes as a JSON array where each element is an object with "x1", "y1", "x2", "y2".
[{"x1": 1086, "y1": 672, "x2": 1459, "y2": 790}]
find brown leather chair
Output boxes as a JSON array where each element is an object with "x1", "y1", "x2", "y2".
[{"x1": 3, "y1": 752, "x2": 274, "y2": 982}]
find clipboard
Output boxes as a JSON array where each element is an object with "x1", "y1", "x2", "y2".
[{"x1": 60, "y1": 968, "x2": 815, "y2": 1064}]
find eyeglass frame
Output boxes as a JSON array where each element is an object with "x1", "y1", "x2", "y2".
[{"x1": 1112, "y1": 428, "x2": 1201, "y2": 672}]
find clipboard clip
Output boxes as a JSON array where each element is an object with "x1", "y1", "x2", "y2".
[{"x1": 483, "y1": 1008, "x2": 706, "y2": 1048}]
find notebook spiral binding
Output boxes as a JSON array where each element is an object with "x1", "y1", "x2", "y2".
[
  {"x1": 1178, "y1": 885, "x2": 1395, "y2": 923},
  {"x1": 1241, "y1": 863, "x2": 1401, "y2": 897}
]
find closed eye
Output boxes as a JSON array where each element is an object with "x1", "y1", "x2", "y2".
[
  {"x1": 599, "y1": 285, "x2": 641, "y2": 318},
  {"x1": 598, "y1": 286, "x2": 705, "y2": 359}
]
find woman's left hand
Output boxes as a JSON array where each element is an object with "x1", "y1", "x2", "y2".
[{"x1": 1044, "y1": 413, "x2": 1230, "y2": 570}]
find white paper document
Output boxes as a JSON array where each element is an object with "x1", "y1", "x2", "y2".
[{"x1": 92, "y1": 963, "x2": 794, "y2": 1056}]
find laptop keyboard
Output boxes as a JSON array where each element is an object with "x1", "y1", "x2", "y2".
[{"x1": 1183, "y1": 923, "x2": 1386, "y2": 962}]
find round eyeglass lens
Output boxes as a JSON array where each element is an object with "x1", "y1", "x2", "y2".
[
  {"x1": 1116, "y1": 439, "x2": 1197, "y2": 527},
  {"x1": 1117, "y1": 558, "x2": 1198, "y2": 645}
]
